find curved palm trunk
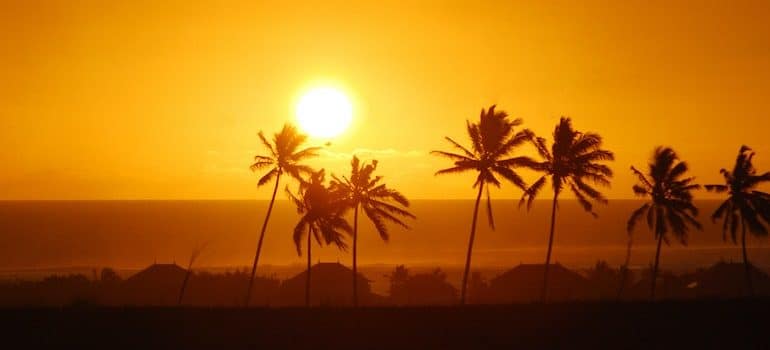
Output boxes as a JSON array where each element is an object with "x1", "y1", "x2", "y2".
[
  {"x1": 460, "y1": 183, "x2": 485, "y2": 305},
  {"x1": 244, "y1": 173, "x2": 281, "y2": 307},
  {"x1": 650, "y1": 234, "x2": 663, "y2": 301},
  {"x1": 741, "y1": 220, "x2": 754, "y2": 297},
  {"x1": 616, "y1": 234, "x2": 633, "y2": 300},
  {"x1": 541, "y1": 191, "x2": 559, "y2": 303},
  {"x1": 306, "y1": 226, "x2": 312, "y2": 307},
  {"x1": 352, "y1": 204, "x2": 360, "y2": 307},
  {"x1": 177, "y1": 262, "x2": 194, "y2": 306}
]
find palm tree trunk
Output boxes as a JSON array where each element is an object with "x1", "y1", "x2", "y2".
[
  {"x1": 541, "y1": 191, "x2": 559, "y2": 303},
  {"x1": 741, "y1": 219, "x2": 754, "y2": 297},
  {"x1": 306, "y1": 226, "x2": 312, "y2": 308},
  {"x1": 244, "y1": 173, "x2": 281, "y2": 307},
  {"x1": 460, "y1": 183, "x2": 485, "y2": 305},
  {"x1": 352, "y1": 203, "x2": 360, "y2": 307},
  {"x1": 650, "y1": 233, "x2": 663, "y2": 301},
  {"x1": 177, "y1": 264, "x2": 193, "y2": 306},
  {"x1": 616, "y1": 234, "x2": 633, "y2": 301}
]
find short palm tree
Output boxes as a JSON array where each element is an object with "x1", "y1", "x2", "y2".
[
  {"x1": 705, "y1": 145, "x2": 770, "y2": 296},
  {"x1": 177, "y1": 242, "x2": 207, "y2": 306},
  {"x1": 627, "y1": 147, "x2": 701, "y2": 301},
  {"x1": 521, "y1": 117, "x2": 614, "y2": 303},
  {"x1": 245, "y1": 124, "x2": 320, "y2": 306},
  {"x1": 432, "y1": 105, "x2": 532, "y2": 305},
  {"x1": 331, "y1": 156, "x2": 415, "y2": 306},
  {"x1": 287, "y1": 169, "x2": 352, "y2": 307}
]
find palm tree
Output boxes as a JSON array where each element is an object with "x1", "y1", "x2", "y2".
[
  {"x1": 627, "y1": 147, "x2": 701, "y2": 301},
  {"x1": 431, "y1": 105, "x2": 532, "y2": 305},
  {"x1": 245, "y1": 124, "x2": 320, "y2": 306},
  {"x1": 521, "y1": 117, "x2": 614, "y2": 303},
  {"x1": 705, "y1": 145, "x2": 770, "y2": 297},
  {"x1": 331, "y1": 156, "x2": 415, "y2": 306},
  {"x1": 287, "y1": 169, "x2": 352, "y2": 307},
  {"x1": 178, "y1": 242, "x2": 207, "y2": 306}
]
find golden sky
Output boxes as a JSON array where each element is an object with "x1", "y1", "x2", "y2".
[{"x1": 1, "y1": 0, "x2": 769, "y2": 200}]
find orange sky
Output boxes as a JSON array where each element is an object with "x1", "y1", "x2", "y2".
[{"x1": 1, "y1": 0, "x2": 769, "y2": 200}]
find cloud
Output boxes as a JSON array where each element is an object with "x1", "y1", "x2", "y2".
[{"x1": 319, "y1": 148, "x2": 426, "y2": 160}]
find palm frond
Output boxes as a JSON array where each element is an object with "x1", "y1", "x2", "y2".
[
  {"x1": 257, "y1": 169, "x2": 278, "y2": 187},
  {"x1": 431, "y1": 150, "x2": 475, "y2": 162},
  {"x1": 292, "y1": 218, "x2": 308, "y2": 256},
  {"x1": 704, "y1": 184, "x2": 728, "y2": 193},
  {"x1": 257, "y1": 131, "x2": 276, "y2": 157},
  {"x1": 443, "y1": 137, "x2": 477, "y2": 158},
  {"x1": 363, "y1": 206, "x2": 390, "y2": 241},
  {"x1": 486, "y1": 186, "x2": 495, "y2": 230},
  {"x1": 435, "y1": 166, "x2": 473, "y2": 176},
  {"x1": 250, "y1": 161, "x2": 274, "y2": 171},
  {"x1": 491, "y1": 166, "x2": 526, "y2": 190},
  {"x1": 291, "y1": 146, "x2": 321, "y2": 161},
  {"x1": 520, "y1": 176, "x2": 547, "y2": 210},
  {"x1": 627, "y1": 203, "x2": 650, "y2": 233}
]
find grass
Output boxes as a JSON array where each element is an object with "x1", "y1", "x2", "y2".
[{"x1": 1, "y1": 299, "x2": 767, "y2": 349}]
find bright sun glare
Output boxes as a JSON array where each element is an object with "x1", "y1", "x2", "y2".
[{"x1": 296, "y1": 87, "x2": 353, "y2": 138}]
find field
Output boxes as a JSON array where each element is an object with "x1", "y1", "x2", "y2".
[{"x1": 2, "y1": 300, "x2": 767, "y2": 349}]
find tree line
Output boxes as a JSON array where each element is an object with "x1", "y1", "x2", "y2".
[{"x1": 245, "y1": 105, "x2": 770, "y2": 306}]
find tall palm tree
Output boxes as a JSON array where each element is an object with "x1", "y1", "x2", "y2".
[
  {"x1": 287, "y1": 169, "x2": 352, "y2": 307},
  {"x1": 245, "y1": 124, "x2": 320, "y2": 306},
  {"x1": 521, "y1": 117, "x2": 614, "y2": 303},
  {"x1": 331, "y1": 156, "x2": 415, "y2": 306},
  {"x1": 432, "y1": 105, "x2": 532, "y2": 305},
  {"x1": 705, "y1": 145, "x2": 770, "y2": 296},
  {"x1": 627, "y1": 147, "x2": 701, "y2": 301}
]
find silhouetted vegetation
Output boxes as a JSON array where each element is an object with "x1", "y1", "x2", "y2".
[
  {"x1": 388, "y1": 265, "x2": 458, "y2": 305},
  {"x1": 246, "y1": 124, "x2": 320, "y2": 306},
  {"x1": 331, "y1": 156, "x2": 414, "y2": 306},
  {"x1": 705, "y1": 145, "x2": 770, "y2": 296},
  {"x1": 178, "y1": 243, "x2": 206, "y2": 305},
  {"x1": 628, "y1": 147, "x2": 701, "y2": 300},
  {"x1": 4, "y1": 260, "x2": 770, "y2": 308},
  {"x1": 432, "y1": 105, "x2": 533, "y2": 304},
  {"x1": 235, "y1": 116, "x2": 768, "y2": 312},
  {"x1": 286, "y1": 169, "x2": 351, "y2": 306},
  {"x1": 520, "y1": 117, "x2": 614, "y2": 302}
]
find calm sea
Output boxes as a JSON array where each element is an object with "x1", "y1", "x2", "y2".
[{"x1": 0, "y1": 200, "x2": 767, "y2": 291}]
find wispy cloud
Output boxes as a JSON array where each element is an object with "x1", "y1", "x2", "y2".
[{"x1": 319, "y1": 148, "x2": 426, "y2": 160}]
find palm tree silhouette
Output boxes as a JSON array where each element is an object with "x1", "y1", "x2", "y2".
[
  {"x1": 627, "y1": 147, "x2": 701, "y2": 301},
  {"x1": 331, "y1": 156, "x2": 415, "y2": 307},
  {"x1": 705, "y1": 145, "x2": 770, "y2": 297},
  {"x1": 245, "y1": 124, "x2": 320, "y2": 306},
  {"x1": 287, "y1": 169, "x2": 352, "y2": 307},
  {"x1": 432, "y1": 105, "x2": 532, "y2": 305},
  {"x1": 178, "y1": 242, "x2": 207, "y2": 306},
  {"x1": 520, "y1": 117, "x2": 614, "y2": 303}
]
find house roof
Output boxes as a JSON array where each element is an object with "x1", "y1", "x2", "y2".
[
  {"x1": 284, "y1": 262, "x2": 370, "y2": 284},
  {"x1": 490, "y1": 263, "x2": 587, "y2": 285},
  {"x1": 126, "y1": 263, "x2": 187, "y2": 283}
]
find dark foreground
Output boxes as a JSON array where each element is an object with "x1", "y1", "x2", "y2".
[{"x1": 2, "y1": 300, "x2": 767, "y2": 349}]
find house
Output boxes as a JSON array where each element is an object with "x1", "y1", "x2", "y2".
[
  {"x1": 486, "y1": 263, "x2": 590, "y2": 303},
  {"x1": 277, "y1": 262, "x2": 380, "y2": 306},
  {"x1": 121, "y1": 263, "x2": 187, "y2": 305},
  {"x1": 682, "y1": 261, "x2": 770, "y2": 298}
]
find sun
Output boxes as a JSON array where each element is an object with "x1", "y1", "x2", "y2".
[{"x1": 295, "y1": 86, "x2": 353, "y2": 138}]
